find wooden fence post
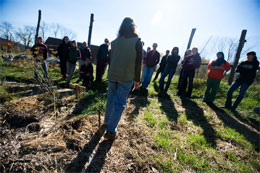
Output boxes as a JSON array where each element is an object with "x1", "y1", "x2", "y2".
[
  {"x1": 35, "y1": 10, "x2": 41, "y2": 44},
  {"x1": 228, "y1": 30, "x2": 247, "y2": 85},
  {"x1": 186, "y1": 28, "x2": 196, "y2": 53},
  {"x1": 88, "y1": 13, "x2": 94, "y2": 47}
]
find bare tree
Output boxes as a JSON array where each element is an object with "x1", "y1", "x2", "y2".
[
  {"x1": 16, "y1": 26, "x2": 35, "y2": 48},
  {"x1": 60, "y1": 26, "x2": 77, "y2": 40},
  {"x1": 50, "y1": 23, "x2": 61, "y2": 38},
  {"x1": 0, "y1": 22, "x2": 14, "y2": 41},
  {"x1": 40, "y1": 21, "x2": 49, "y2": 40}
]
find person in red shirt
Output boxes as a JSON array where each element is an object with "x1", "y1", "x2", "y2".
[{"x1": 203, "y1": 52, "x2": 230, "y2": 104}]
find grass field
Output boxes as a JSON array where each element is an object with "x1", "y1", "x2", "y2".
[{"x1": 0, "y1": 56, "x2": 259, "y2": 172}]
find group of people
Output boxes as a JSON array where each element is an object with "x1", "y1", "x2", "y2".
[
  {"x1": 31, "y1": 17, "x2": 259, "y2": 140},
  {"x1": 102, "y1": 17, "x2": 259, "y2": 140},
  {"x1": 57, "y1": 37, "x2": 94, "y2": 88},
  {"x1": 32, "y1": 36, "x2": 112, "y2": 88}
]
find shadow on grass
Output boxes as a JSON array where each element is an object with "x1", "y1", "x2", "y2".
[
  {"x1": 65, "y1": 127, "x2": 113, "y2": 172},
  {"x1": 65, "y1": 81, "x2": 108, "y2": 120},
  {"x1": 181, "y1": 98, "x2": 217, "y2": 148},
  {"x1": 153, "y1": 82, "x2": 179, "y2": 122},
  {"x1": 232, "y1": 111, "x2": 259, "y2": 132},
  {"x1": 208, "y1": 104, "x2": 260, "y2": 151},
  {"x1": 158, "y1": 93, "x2": 179, "y2": 123},
  {"x1": 129, "y1": 88, "x2": 150, "y2": 119}
]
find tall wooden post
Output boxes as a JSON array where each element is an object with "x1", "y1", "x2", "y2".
[
  {"x1": 228, "y1": 30, "x2": 247, "y2": 85},
  {"x1": 186, "y1": 28, "x2": 196, "y2": 54},
  {"x1": 35, "y1": 10, "x2": 41, "y2": 44},
  {"x1": 88, "y1": 13, "x2": 94, "y2": 47}
]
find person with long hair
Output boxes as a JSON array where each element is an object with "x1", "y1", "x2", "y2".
[
  {"x1": 58, "y1": 36, "x2": 70, "y2": 80},
  {"x1": 224, "y1": 51, "x2": 259, "y2": 110},
  {"x1": 103, "y1": 17, "x2": 143, "y2": 140},
  {"x1": 159, "y1": 47, "x2": 180, "y2": 93},
  {"x1": 203, "y1": 52, "x2": 230, "y2": 104}
]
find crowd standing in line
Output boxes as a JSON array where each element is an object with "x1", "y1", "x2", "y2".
[{"x1": 31, "y1": 20, "x2": 259, "y2": 140}]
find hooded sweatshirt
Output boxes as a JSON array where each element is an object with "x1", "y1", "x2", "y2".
[{"x1": 235, "y1": 58, "x2": 259, "y2": 84}]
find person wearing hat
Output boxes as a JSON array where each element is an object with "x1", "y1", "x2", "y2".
[{"x1": 224, "y1": 51, "x2": 259, "y2": 110}]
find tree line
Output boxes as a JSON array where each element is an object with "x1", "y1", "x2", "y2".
[{"x1": 0, "y1": 21, "x2": 77, "y2": 49}]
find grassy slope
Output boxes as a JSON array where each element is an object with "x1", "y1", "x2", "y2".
[{"x1": 1, "y1": 59, "x2": 259, "y2": 172}]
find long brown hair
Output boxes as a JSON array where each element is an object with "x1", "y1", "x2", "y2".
[{"x1": 118, "y1": 17, "x2": 139, "y2": 38}]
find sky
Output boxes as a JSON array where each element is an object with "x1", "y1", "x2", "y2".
[{"x1": 1, "y1": 0, "x2": 260, "y2": 61}]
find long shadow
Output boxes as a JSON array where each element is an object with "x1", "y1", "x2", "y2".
[
  {"x1": 153, "y1": 82, "x2": 179, "y2": 122},
  {"x1": 65, "y1": 81, "x2": 108, "y2": 120},
  {"x1": 232, "y1": 111, "x2": 259, "y2": 132},
  {"x1": 129, "y1": 89, "x2": 150, "y2": 119},
  {"x1": 208, "y1": 104, "x2": 260, "y2": 151},
  {"x1": 158, "y1": 94, "x2": 179, "y2": 123},
  {"x1": 85, "y1": 139, "x2": 113, "y2": 172},
  {"x1": 64, "y1": 128, "x2": 106, "y2": 172},
  {"x1": 181, "y1": 98, "x2": 217, "y2": 147}
]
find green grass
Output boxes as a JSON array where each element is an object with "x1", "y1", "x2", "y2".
[
  {"x1": 2, "y1": 57, "x2": 260, "y2": 172},
  {"x1": 143, "y1": 111, "x2": 157, "y2": 127},
  {"x1": 0, "y1": 84, "x2": 11, "y2": 103}
]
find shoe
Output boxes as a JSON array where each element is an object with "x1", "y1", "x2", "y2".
[{"x1": 104, "y1": 131, "x2": 117, "y2": 140}]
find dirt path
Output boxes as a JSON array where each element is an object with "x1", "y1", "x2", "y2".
[
  {"x1": 0, "y1": 81, "x2": 158, "y2": 172},
  {"x1": 1, "y1": 81, "x2": 259, "y2": 172}
]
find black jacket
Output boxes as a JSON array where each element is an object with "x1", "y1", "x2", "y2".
[
  {"x1": 166, "y1": 54, "x2": 180, "y2": 70},
  {"x1": 58, "y1": 42, "x2": 71, "y2": 61},
  {"x1": 97, "y1": 44, "x2": 109, "y2": 62},
  {"x1": 236, "y1": 59, "x2": 259, "y2": 84},
  {"x1": 159, "y1": 55, "x2": 168, "y2": 70},
  {"x1": 80, "y1": 47, "x2": 92, "y2": 61},
  {"x1": 80, "y1": 63, "x2": 93, "y2": 77}
]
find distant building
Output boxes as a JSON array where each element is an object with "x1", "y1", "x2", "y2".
[{"x1": 45, "y1": 37, "x2": 99, "y2": 60}]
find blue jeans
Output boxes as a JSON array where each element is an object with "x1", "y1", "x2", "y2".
[
  {"x1": 66, "y1": 62, "x2": 76, "y2": 85},
  {"x1": 141, "y1": 65, "x2": 156, "y2": 89},
  {"x1": 104, "y1": 80, "x2": 133, "y2": 133},
  {"x1": 34, "y1": 59, "x2": 48, "y2": 78},
  {"x1": 159, "y1": 67, "x2": 176, "y2": 92},
  {"x1": 177, "y1": 70, "x2": 195, "y2": 97},
  {"x1": 225, "y1": 81, "x2": 250, "y2": 109}
]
